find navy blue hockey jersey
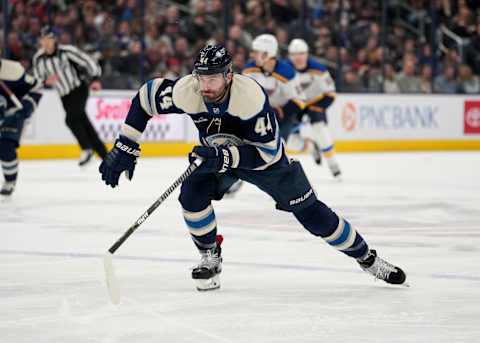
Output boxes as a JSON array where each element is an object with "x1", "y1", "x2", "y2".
[
  {"x1": 121, "y1": 74, "x2": 288, "y2": 170},
  {"x1": 0, "y1": 59, "x2": 42, "y2": 124}
]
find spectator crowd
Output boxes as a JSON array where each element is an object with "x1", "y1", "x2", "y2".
[{"x1": 2, "y1": 0, "x2": 479, "y2": 93}]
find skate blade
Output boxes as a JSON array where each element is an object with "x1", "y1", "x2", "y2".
[
  {"x1": 194, "y1": 275, "x2": 220, "y2": 292},
  {"x1": 373, "y1": 277, "x2": 410, "y2": 288}
]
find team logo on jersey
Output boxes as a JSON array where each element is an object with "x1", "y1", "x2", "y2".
[
  {"x1": 298, "y1": 73, "x2": 313, "y2": 91},
  {"x1": 204, "y1": 133, "x2": 243, "y2": 147},
  {"x1": 299, "y1": 81, "x2": 313, "y2": 91},
  {"x1": 207, "y1": 118, "x2": 222, "y2": 134}
]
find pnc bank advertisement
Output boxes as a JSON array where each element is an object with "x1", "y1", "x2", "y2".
[{"x1": 329, "y1": 95, "x2": 480, "y2": 140}]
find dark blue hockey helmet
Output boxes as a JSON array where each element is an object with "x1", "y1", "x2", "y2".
[{"x1": 193, "y1": 45, "x2": 232, "y2": 76}]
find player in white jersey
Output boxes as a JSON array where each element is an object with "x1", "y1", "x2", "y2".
[
  {"x1": 286, "y1": 38, "x2": 342, "y2": 179},
  {"x1": 232, "y1": 34, "x2": 306, "y2": 195},
  {"x1": 243, "y1": 34, "x2": 305, "y2": 140}
]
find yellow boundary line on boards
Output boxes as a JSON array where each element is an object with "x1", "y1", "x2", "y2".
[{"x1": 17, "y1": 140, "x2": 480, "y2": 160}]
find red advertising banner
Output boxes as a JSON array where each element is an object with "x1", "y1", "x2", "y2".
[{"x1": 464, "y1": 101, "x2": 480, "y2": 135}]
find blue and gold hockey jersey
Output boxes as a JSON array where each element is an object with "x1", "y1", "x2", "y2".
[
  {"x1": 285, "y1": 58, "x2": 335, "y2": 112},
  {"x1": 242, "y1": 60, "x2": 304, "y2": 118},
  {"x1": 121, "y1": 74, "x2": 288, "y2": 170}
]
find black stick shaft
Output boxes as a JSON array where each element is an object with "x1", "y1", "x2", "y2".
[
  {"x1": 108, "y1": 159, "x2": 201, "y2": 254},
  {"x1": 0, "y1": 80, "x2": 22, "y2": 109}
]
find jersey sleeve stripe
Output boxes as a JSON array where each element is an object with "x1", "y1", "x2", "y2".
[
  {"x1": 121, "y1": 123, "x2": 143, "y2": 141},
  {"x1": 305, "y1": 93, "x2": 336, "y2": 107},
  {"x1": 292, "y1": 99, "x2": 306, "y2": 110},
  {"x1": 139, "y1": 81, "x2": 153, "y2": 115},
  {"x1": 242, "y1": 67, "x2": 261, "y2": 74},
  {"x1": 147, "y1": 79, "x2": 154, "y2": 113},
  {"x1": 150, "y1": 78, "x2": 164, "y2": 115},
  {"x1": 271, "y1": 72, "x2": 288, "y2": 83},
  {"x1": 229, "y1": 146, "x2": 240, "y2": 168}
]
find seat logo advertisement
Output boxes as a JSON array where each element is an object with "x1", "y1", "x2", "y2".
[
  {"x1": 86, "y1": 93, "x2": 187, "y2": 142},
  {"x1": 464, "y1": 101, "x2": 480, "y2": 135}
]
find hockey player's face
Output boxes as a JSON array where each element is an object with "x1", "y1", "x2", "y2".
[
  {"x1": 290, "y1": 53, "x2": 308, "y2": 70},
  {"x1": 251, "y1": 51, "x2": 269, "y2": 67},
  {"x1": 198, "y1": 73, "x2": 230, "y2": 102}
]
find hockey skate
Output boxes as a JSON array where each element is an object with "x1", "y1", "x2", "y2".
[
  {"x1": 358, "y1": 250, "x2": 407, "y2": 286},
  {"x1": 311, "y1": 141, "x2": 322, "y2": 165},
  {"x1": 327, "y1": 160, "x2": 342, "y2": 180},
  {"x1": 192, "y1": 235, "x2": 223, "y2": 291},
  {"x1": 78, "y1": 149, "x2": 94, "y2": 167},
  {"x1": 0, "y1": 180, "x2": 16, "y2": 197}
]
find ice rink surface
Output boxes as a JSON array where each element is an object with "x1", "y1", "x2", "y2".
[{"x1": 1, "y1": 152, "x2": 480, "y2": 343}]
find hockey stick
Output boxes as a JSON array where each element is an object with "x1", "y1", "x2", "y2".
[
  {"x1": 103, "y1": 158, "x2": 202, "y2": 304},
  {"x1": 0, "y1": 80, "x2": 23, "y2": 109}
]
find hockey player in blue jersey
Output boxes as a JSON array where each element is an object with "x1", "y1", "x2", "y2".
[
  {"x1": 286, "y1": 38, "x2": 342, "y2": 179},
  {"x1": 99, "y1": 45, "x2": 407, "y2": 291},
  {"x1": 0, "y1": 59, "x2": 42, "y2": 196}
]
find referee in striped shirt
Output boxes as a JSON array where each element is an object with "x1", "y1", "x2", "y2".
[{"x1": 33, "y1": 26, "x2": 107, "y2": 166}]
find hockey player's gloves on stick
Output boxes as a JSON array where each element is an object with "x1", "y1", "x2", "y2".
[
  {"x1": 99, "y1": 135, "x2": 140, "y2": 188},
  {"x1": 189, "y1": 145, "x2": 234, "y2": 174}
]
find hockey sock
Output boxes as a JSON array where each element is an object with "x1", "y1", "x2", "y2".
[
  {"x1": 311, "y1": 122, "x2": 338, "y2": 162},
  {"x1": 294, "y1": 201, "x2": 369, "y2": 259},
  {"x1": 182, "y1": 204, "x2": 218, "y2": 250},
  {"x1": 0, "y1": 139, "x2": 18, "y2": 183}
]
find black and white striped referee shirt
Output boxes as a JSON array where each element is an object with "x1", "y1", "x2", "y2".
[{"x1": 32, "y1": 44, "x2": 101, "y2": 97}]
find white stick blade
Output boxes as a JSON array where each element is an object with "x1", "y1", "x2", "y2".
[{"x1": 103, "y1": 252, "x2": 121, "y2": 305}]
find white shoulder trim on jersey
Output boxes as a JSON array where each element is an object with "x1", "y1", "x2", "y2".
[
  {"x1": 228, "y1": 74, "x2": 266, "y2": 120},
  {"x1": 172, "y1": 75, "x2": 207, "y2": 114},
  {"x1": 0, "y1": 59, "x2": 25, "y2": 81}
]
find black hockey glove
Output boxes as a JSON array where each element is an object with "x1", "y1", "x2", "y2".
[
  {"x1": 99, "y1": 135, "x2": 140, "y2": 188},
  {"x1": 189, "y1": 145, "x2": 234, "y2": 174}
]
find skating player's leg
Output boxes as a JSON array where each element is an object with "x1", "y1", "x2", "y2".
[
  {"x1": 294, "y1": 202, "x2": 406, "y2": 284},
  {"x1": 77, "y1": 85, "x2": 108, "y2": 160},
  {"x1": 238, "y1": 160, "x2": 406, "y2": 285},
  {"x1": 62, "y1": 85, "x2": 107, "y2": 166},
  {"x1": 0, "y1": 138, "x2": 18, "y2": 196},
  {"x1": 63, "y1": 92, "x2": 95, "y2": 167},
  {"x1": 309, "y1": 109, "x2": 341, "y2": 179},
  {"x1": 0, "y1": 111, "x2": 25, "y2": 196},
  {"x1": 287, "y1": 124, "x2": 322, "y2": 165},
  {"x1": 179, "y1": 172, "x2": 237, "y2": 291}
]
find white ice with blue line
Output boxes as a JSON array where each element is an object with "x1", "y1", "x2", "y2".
[{"x1": 1, "y1": 152, "x2": 479, "y2": 343}]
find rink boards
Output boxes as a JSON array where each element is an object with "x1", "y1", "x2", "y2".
[{"x1": 18, "y1": 90, "x2": 480, "y2": 159}]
